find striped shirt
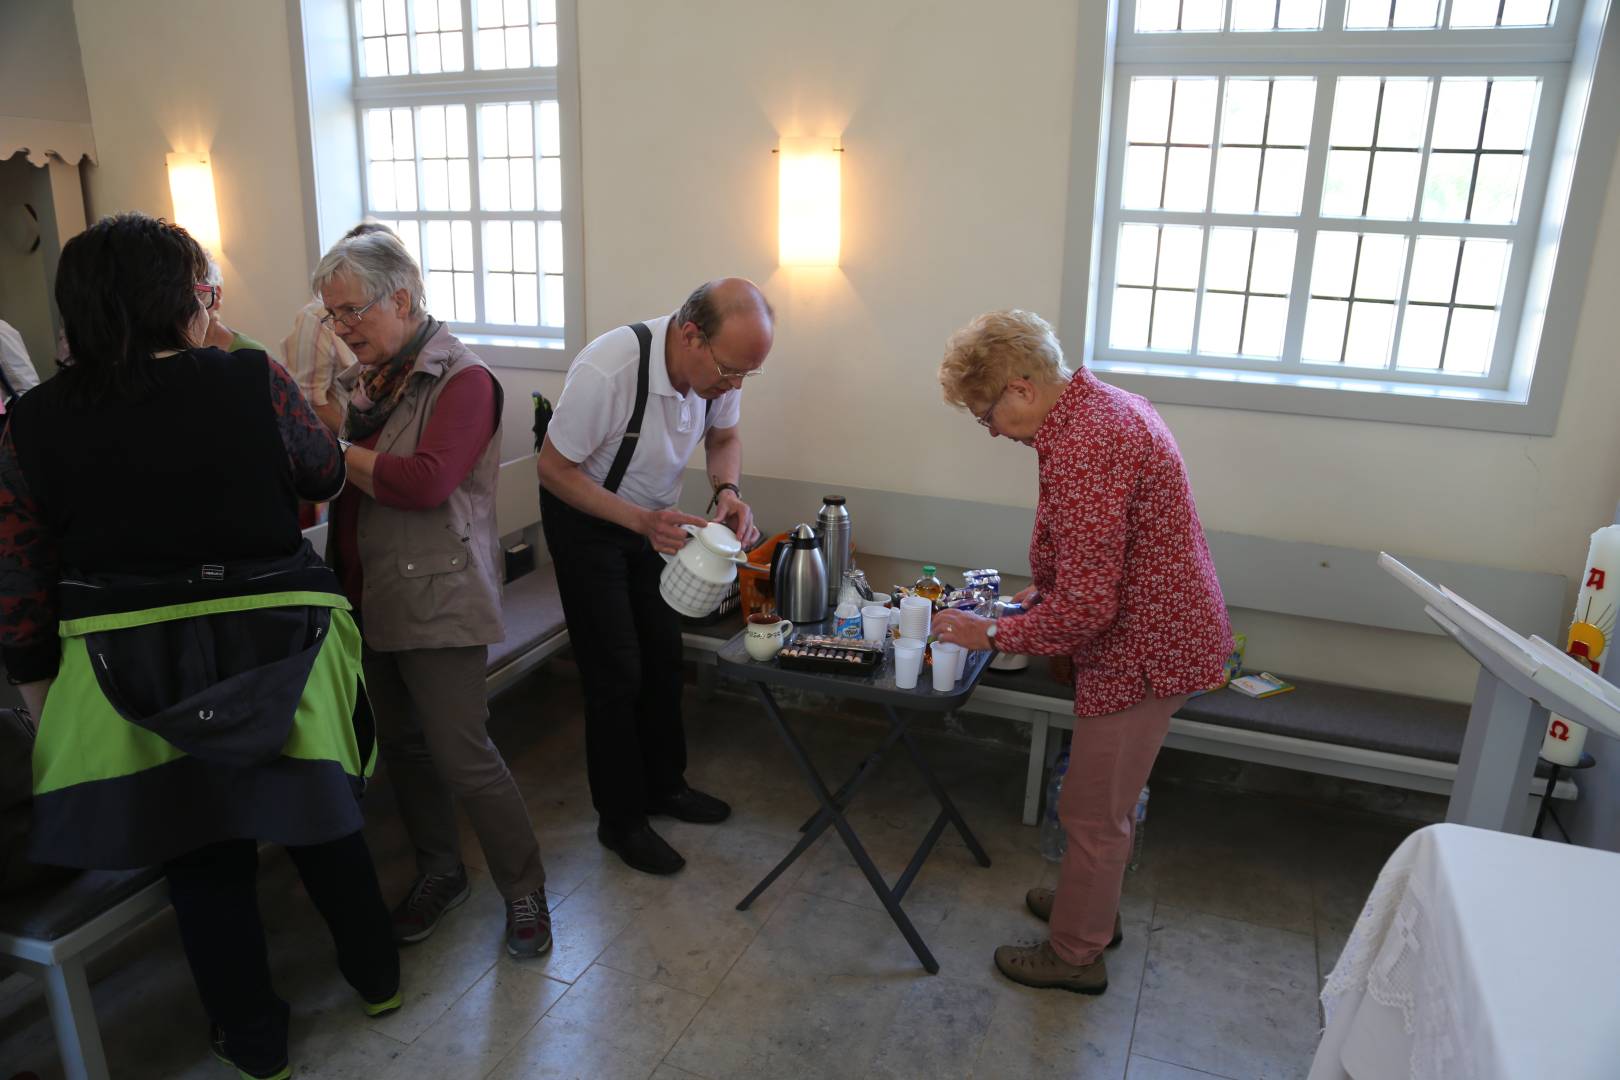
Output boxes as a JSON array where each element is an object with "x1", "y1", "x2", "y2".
[{"x1": 280, "y1": 300, "x2": 354, "y2": 409}]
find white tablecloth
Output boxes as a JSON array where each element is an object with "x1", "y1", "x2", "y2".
[{"x1": 1309, "y1": 823, "x2": 1620, "y2": 1080}]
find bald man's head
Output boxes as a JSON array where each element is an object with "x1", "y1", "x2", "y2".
[
  {"x1": 669, "y1": 277, "x2": 775, "y2": 399},
  {"x1": 674, "y1": 278, "x2": 774, "y2": 341}
]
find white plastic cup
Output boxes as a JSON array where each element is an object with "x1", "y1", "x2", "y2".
[
  {"x1": 861, "y1": 604, "x2": 890, "y2": 643},
  {"x1": 869, "y1": 592, "x2": 891, "y2": 607},
  {"x1": 893, "y1": 640, "x2": 926, "y2": 689},
  {"x1": 931, "y1": 642, "x2": 963, "y2": 691}
]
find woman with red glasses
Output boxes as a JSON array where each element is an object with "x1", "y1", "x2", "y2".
[{"x1": 932, "y1": 309, "x2": 1232, "y2": 996}]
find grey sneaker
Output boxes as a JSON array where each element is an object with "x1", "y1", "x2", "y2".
[
  {"x1": 504, "y1": 889, "x2": 553, "y2": 959},
  {"x1": 1024, "y1": 888, "x2": 1123, "y2": 948},
  {"x1": 994, "y1": 939, "x2": 1108, "y2": 994},
  {"x1": 391, "y1": 866, "x2": 471, "y2": 944}
]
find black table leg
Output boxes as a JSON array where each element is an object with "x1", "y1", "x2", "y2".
[
  {"x1": 1531, "y1": 765, "x2": 1562, "y2": 840},
  {"x1": 737, "y1": 682, "x2": 940, "y2": 974},
  {"x1": 891, "y1": 707, "x2": 993, "y2": 869},
  {"x1": 796, "y1": 720, "x2": 909, "y2": 834}
]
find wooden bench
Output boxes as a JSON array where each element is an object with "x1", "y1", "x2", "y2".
[{"x1": 0, "y1": 455, "x2": 569, "y2": 1080}]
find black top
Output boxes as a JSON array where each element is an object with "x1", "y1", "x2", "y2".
[{"x1": 0, "y1": 349, "x2": 344, "y2": 680}]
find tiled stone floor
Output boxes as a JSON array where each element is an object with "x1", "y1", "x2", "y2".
[{"x1": 0, "y1": 667, "x2": 1413, "y2": 1079}]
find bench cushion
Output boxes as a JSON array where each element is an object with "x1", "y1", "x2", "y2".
[
  {"x1": 0, "y1": 867, "x2": 163, "y2": 942},
  {"x1": 488, "y1": 568, "x2": 567, "y2": 674},
  {"x1": 979, "y1": 665, "x2": 1562, "y2": 774}
]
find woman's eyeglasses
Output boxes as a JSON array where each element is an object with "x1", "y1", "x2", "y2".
[
  {"x1": 193, "y1": 284, "x2": 220, "y2": 311},
  {"x1": 975, "y1": 387, "x2": 1010, "y2": 429},
  {"x1": 319, "y1": 296, "x2": 383, "y2": 329}
]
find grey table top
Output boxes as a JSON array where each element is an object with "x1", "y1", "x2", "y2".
[{"x1": 716, "y1": 621, "x2": 992, "y2": 712}]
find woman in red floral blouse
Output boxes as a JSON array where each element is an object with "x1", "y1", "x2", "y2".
[{"x1": 933, "y1": 309, "x2": 1232, "y2": 994}]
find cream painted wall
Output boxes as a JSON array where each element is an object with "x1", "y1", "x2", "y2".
[
  {"x1": 61, "y1": 0, "x2": 1620, "y2": 704},
  {"x1": 70, "y1": 0, "x2": 315, "y2": 356}
]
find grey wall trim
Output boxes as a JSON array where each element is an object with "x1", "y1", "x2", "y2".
[
  {"x1": 681, "y1": 470, "x2": 1568, "y2": 641},
  {"x1": 286, "y1": 0, "x2": 363, "y2": 274},
  {"x1": 1515, "y1": 0, "x2": 1620, "y2": 437},
  {"x1": 1058, "y1": 0, "x2": 1118, "y2": 373},
  {"x1": 285, "y1": 0, "x2": 321, "y2": 274}
]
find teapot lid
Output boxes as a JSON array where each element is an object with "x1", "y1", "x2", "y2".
[
  {"x1": 790, "y1": 523, "x2": 818, "y2": 548},
  {"x1": 694, "y1": 522, "x2": 742, "y2": 557}
]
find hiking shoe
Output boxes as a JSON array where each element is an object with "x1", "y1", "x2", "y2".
[
  {"x1": 505, "y1": 889, "x2": 553, "y2": 959},
  {"x1": 391, "y1": 866, "x2": 471, "y2": 944},
  {"x1": 597, "y1": 821, "x2": 685, "y2": 875},
  {"x1": 208, "y1": 1024, "x2": 290, "y2": 1080},
  {"x1": 1024, "y1": 888, "x2": 1123, "y2": 948},
  {"x1": 647, "y1": 786, "x2": 731, "y2": 824},
  {"x1": 993, "y1": 939, "x2": 1108, "y2": 994}
]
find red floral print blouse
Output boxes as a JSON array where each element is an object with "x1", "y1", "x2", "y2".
[{"x1": 992, "y1": 368, "x2": 1232, "y2": 717}]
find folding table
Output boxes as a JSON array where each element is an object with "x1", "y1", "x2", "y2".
[{"x1": 717, "y1": 627, "x2": 994, "y2": 973}]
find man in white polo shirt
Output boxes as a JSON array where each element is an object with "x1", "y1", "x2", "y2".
[{"x1": 538, "y1": 278, "x2": 772, "y2": 875}]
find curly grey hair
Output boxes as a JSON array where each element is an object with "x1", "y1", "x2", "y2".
[{"x1": 310, "y1": 230, "x2": 426, "y2": 317}]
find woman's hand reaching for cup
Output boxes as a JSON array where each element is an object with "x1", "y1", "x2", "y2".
[
  {"x1": 641, "y1": 507, "x2": 711, "y2": 555},
  {"x1": 932, "y1": 609, "x2": 995, "y2": 652},
  {"x1": 1012, "y1": 585, "x2": 1041, "y2": 608}
]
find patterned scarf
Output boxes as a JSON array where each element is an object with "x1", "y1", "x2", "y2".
[{"x1": 344, "y1": 317, "x2": 440, "y2": 442}]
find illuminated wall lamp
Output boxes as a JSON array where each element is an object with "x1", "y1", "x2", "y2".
[
  {"x1": 777, "y1": 136, "x2": 841, "y2": 267},
  {"x1": 166, "y1": 151, "x2": 222, "y2": 253}
]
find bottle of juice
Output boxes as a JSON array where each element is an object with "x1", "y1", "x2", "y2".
[{"x1": 913, "y1": 565, "x2": 944, "y2": 602}]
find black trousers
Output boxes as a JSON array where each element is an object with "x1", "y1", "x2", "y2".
[
  {"x1": 164, "y1": 831, "x2": 398, "y2": 1073},
  {"x1": 540, "y1": 488, "x2": 688, "y2": 827}
]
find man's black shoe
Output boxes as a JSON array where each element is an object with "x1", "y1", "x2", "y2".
[
  {"x1": 597, "y1": 822, "x2": 686, "y2": 875},
  {"x1": 647, "y1": 786, "x2": 731, "y2": 824}
]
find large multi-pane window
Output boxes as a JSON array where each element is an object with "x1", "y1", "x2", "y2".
[
  {"x1": 348, "y1": 0, "x2": 575, "y2": 350},
  {"x1": 1093, "y1": 0, "x2": 1586, "y2": 393}
]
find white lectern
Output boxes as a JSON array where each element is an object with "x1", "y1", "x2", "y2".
[{"x1": 1380, "y1": 553, "x2": 1620, "y2": 832}]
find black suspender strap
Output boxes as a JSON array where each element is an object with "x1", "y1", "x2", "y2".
[{"x1": 601, "y1": 322, "x2": 652, "y2": 494}]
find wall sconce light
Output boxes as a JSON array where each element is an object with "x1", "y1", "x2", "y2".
[
  {"x1": 777, "y1": 136, "x2": 841, "y2": 267},
  {"x1": 166, "y1": 152, "x2": 222, "y2": 253}
]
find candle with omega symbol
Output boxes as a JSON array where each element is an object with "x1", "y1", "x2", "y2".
[{"x1": 1542, "y1": 526, "x2": 1620, "y2": 766}]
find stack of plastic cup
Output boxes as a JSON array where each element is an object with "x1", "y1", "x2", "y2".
[
  {"x1": 893, "y1": 639, "x2": 926, "y2": 688},
  {"x1": 931, "y1": 642, "x2": 963, "y2": 690},
  {"x1": 898, "y1": 596, "x2": 933, "y2": 642}
]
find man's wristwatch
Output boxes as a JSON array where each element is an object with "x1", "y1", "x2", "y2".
[
  {"x1": 985, "y1": 621, "x2": 999, "y2": 651},
  {"x1": 707, "y1": 482, "x2": 741, "y2": 512}
]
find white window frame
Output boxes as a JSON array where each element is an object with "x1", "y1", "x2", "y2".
[
  {"x1": 1060, "y1": 0, "x2": 1620, "y2": 434},
  {"x1": 288, "y1": 0, "x2": 585, "y2": 372}
]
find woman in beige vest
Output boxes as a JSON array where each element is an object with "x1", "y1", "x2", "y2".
[{"x1": 313, "y1": 231, "x2": 550, "y2": 959}]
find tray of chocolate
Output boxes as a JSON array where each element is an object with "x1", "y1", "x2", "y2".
[{"x1": 776, "y1": 635, "x2": 884, "y2": 676}]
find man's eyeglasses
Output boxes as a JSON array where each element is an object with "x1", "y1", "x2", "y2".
[
  {"x1": 193, "y1": 284, "x2": 220, "y2": 311},
  {"x1": 705, "y1": 336, "x2": 764, "y2": 383},
  {"x1": 319, "y1": 295, "x2": 383, "y2": 329}
]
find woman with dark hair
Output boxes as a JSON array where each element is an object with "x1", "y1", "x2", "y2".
[{"x1": 0, "y1": 212, "x2": 398, "y2": 1080}]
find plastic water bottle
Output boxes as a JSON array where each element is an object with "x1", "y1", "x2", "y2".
[
  {"x1": 1128, "y1": 785, "x2": 1150, "y2": 871},
  {"x1": 1039, "y1": 752, "x2": 1069, "y2": 862}
]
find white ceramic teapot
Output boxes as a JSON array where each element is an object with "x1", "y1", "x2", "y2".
[{"x1": 659, "y1": 522, "x2": 750, "y2": 618}]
